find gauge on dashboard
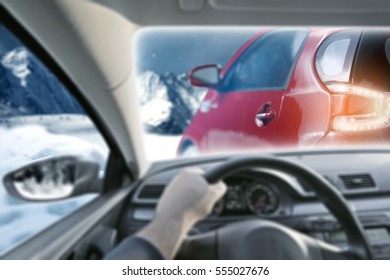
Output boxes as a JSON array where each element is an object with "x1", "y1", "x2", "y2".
[{"x1": 245, "y1": 182, "x2": 280, "y2": 215}]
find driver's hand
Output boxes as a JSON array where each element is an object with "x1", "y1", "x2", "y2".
[
  {"x1": 156, "y1": 168, "x2": 227, "y2": 221},
  {"x1": 136, "y1": 168, "x2": 227, "y2": 259}
]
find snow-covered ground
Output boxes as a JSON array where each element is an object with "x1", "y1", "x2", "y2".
[
  {"x1": 142, "y1": 133, "x2": 181, "y2": 161},
  {"x1": 0, "y1": 116, "x2": 108, "y2": 255}
]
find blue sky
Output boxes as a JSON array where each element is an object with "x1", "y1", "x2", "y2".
[{"x1": 0, "y1": 25, "x2": 22, "y2": 54}]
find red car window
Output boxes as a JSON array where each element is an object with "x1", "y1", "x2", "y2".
[{"x1": 222, "y1": 29, "x2": 308, "y2": 92}]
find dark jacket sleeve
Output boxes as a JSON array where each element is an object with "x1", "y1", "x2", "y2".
[{"x1": 104, "y1": 236, "x2": 164, "y2": 260}]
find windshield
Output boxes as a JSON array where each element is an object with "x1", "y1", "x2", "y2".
[{"x1": 135, "y1": 27, "x2": 390, "y2": 161}]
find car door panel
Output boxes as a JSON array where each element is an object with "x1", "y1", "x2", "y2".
[
  {"x1": 277, "y1": 31, "x2": 333, "y2": 148},
  {"x1": 198, "y1": 90, "x2": 284, "y2": 153}
]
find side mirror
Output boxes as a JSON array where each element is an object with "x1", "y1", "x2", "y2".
[
  {"x1": 3, "y1": 156, "x2": 102, "y2": 202},
  {"x1": 189, "y1": 64, "x2": 221, "y2": 87}
]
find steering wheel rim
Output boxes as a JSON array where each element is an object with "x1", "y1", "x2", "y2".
[{"x1": 202, "y1": 156, "x2": 373, "y2": 260}]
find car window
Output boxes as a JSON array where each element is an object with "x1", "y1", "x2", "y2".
[
  {"x1": 315, "y1": 30, "x2": 361, "y2": 84},
  {"x1": 223, "y1": 29, "x2": 308, "y2": 91},
  {"x1": 352, "y1": 31, "x2": 390, "y2": 92},
  {"x1": 0, "y1": 25, "x2": 109, "y2": 255},
  {"x1": 320, "y1": 39, "x2": 350, "y2": 76}
]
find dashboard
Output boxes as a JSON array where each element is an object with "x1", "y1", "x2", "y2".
[{"x1": 124, "y1": 150, "x2": 390, "y2": 259}]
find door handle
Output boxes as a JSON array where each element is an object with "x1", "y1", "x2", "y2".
[
  {"x1": 256, "y1": 111, "x2": 275, "y2": 120},
  {"x1": 255, "y1": 103, "x2": 275, "y2": 127}
]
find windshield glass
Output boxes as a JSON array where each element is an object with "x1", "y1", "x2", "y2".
[{"x1": 135, "y1": 27, "x2": 390, "y2": 161}]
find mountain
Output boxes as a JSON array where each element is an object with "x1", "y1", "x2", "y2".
[
  {"x1": 0, "y1": 47, "x2": 207, "y2": 136},
  {"x1": 137, "y1": 71, "x2": 207, "y2": 135},
  {"x1": 0, "y1": 47, "x2": 84, "y2": 118}
]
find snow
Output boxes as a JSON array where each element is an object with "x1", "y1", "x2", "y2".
[
  {"x1": 136, "y1": 70, "x2": 206, "y2": 135},
  {"x1": 1, "y1": 47, "x2": 31, "y2": 87},
  {"x1": 142, "y1": 133, "x2": 181, "y2": 161},
  {"x1": 140, "y1": 99, "x2": 172, "y2": 127},
  {"x1": 135, "y1": 70, "x2": 208, "y2": 160},
  {"x1": 0, "y1": 117, "x2": 108, "y2": 255},
  {"x1": 0, "y1": 118, "x2": 180, "y2": 254}
]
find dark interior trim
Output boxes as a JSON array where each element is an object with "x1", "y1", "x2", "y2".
[{"x1": 1, "y1": 183, "x2": 137, "y2": 259}]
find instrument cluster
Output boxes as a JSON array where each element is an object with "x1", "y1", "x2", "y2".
[{"x1": 211, "y1": 177, "x2": 282, "y2": 217}]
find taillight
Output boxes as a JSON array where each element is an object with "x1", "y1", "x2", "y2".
[{"x1": 327, "y1": 83, "x2": 390, "y2": 131}]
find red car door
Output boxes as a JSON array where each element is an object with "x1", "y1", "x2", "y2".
[
  {"x1": 189, "y1": 30, "x2": 308, "y2": 154},
  {"x1": 196, "y1": 87, "x2": 284, "y2": 153}
]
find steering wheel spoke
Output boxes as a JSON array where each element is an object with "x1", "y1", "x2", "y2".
[{"x1": 177, "y1": 231, "x2": 217, "y2": 259}]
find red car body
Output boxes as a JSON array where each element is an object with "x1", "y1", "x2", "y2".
[{"x1": 178, "y1": 29, "x2": 390, "y2": 155}]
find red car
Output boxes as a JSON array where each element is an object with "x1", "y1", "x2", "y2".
[{"x1": 178, "y1": 29, "x2": 390, "y2": 155}]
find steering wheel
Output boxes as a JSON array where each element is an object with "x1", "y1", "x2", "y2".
[{"x1": 178, "y1": 156, "x2": 373, "y2": 260}]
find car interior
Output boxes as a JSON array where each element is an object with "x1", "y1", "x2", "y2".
[{"x1": 2, "y1": 0, "x2": 390, "y2": 260}]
